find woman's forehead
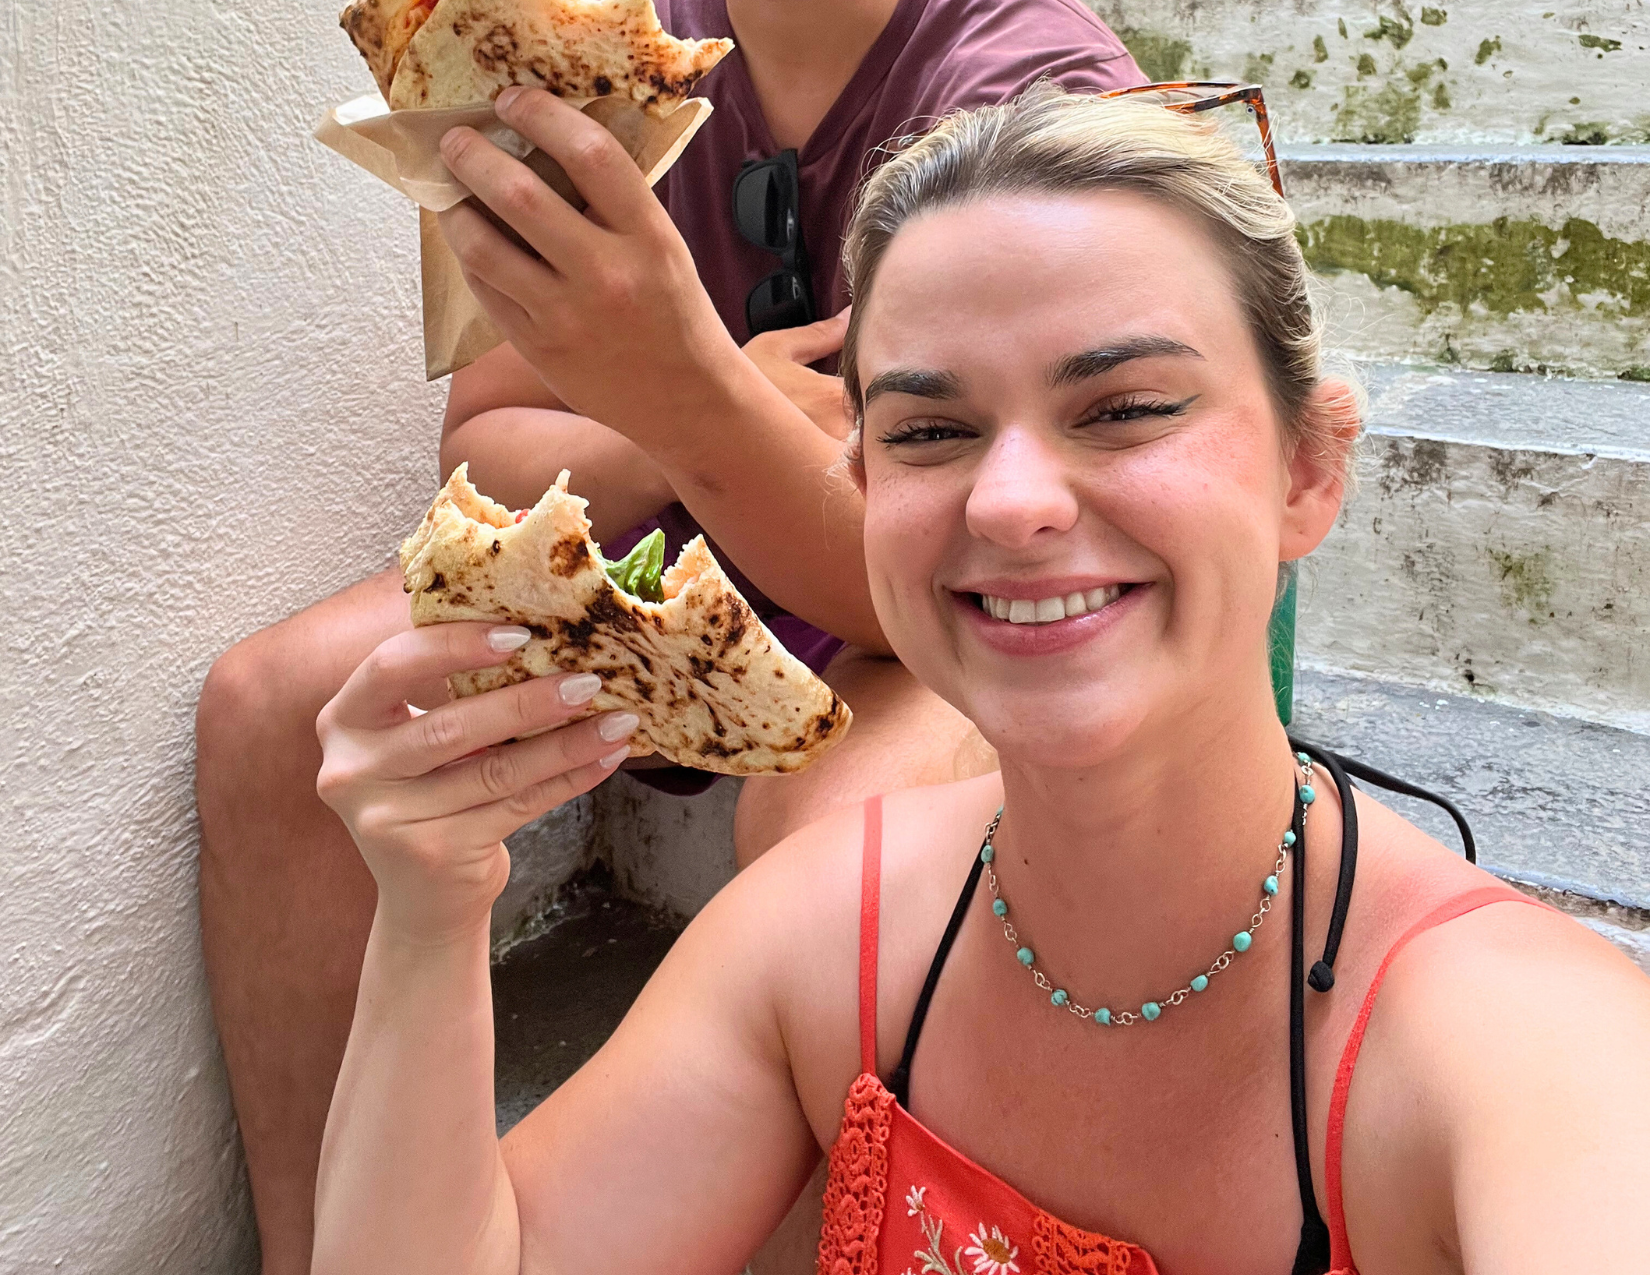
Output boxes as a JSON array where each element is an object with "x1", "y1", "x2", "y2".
[{"x1": 858, "y1": 190, "x2": 1242, "y2": 371}]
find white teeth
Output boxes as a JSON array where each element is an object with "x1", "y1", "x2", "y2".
[{"x1": 979, "y1": 586, "x2": 1128, "y2": 625}]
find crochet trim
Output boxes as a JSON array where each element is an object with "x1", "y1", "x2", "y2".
[
  {"x1": 817, "y1": 1074, "x2": 895, "y2": 1275},
  {"x1": 1033, "y1": 1210, "x2": 1152, "y2": 1275}
]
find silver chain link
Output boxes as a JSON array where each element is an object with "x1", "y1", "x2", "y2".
[{"x1": 982, "y1": 758, "x2": 1313, "y2": 1027}]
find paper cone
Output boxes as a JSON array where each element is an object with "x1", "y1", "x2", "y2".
[{"x1": 316, "y1": 93, "x2": 714, "y2": 380}]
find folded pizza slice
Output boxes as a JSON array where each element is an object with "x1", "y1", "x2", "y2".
[
  {"x1": 400, "y1": 466, "x2": 852, "y2": 776},
  {"x1": 339, "y1": 0, "x2": 442, "y2": 101},
  {"x1": 383, "y1": 0, "x2": 732, "y2": 112}
]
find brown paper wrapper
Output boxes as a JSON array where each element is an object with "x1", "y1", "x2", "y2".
[{"x1": 315, "y1": 92, "x2": 713, "y2": 379}]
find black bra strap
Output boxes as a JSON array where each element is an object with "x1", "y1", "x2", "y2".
[
  {"x1": 1287, "y1": 779, "x2": 1333, "y2": 1273},
  {"x1": 890, "y1": 851, "x2": 986, "y2": 1109}
]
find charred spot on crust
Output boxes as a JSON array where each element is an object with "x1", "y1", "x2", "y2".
[
  {"x1": 548, "y1": 537, "x2": 591, "y2": 577},
  {"x1": 425, "y1": 572, "x2": 446, "y2": 592},
  {"x1": 687, "y1": 654, "x2": 716, "y2": 684},
  {"x1": 585, "y1": 591, "x2": 639, "y2": 635},
  {"x1": 697, "y1": 738, "x2": 738, "y2": 759},
  {"x1": 526, "y1": 623, "x2": 552, "y2": 640},
  {"x1": 489, "y1": 540, "x2": 502, "y2": 556},
  {"x1": 593, "y1": 74, "x2": 612, "y2": 94}
]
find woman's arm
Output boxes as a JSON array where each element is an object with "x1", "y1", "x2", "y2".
[
  {"x1": 1345, "y1": 904, "x2": 1650, "y2": 1273},
  {"x1": 435, "y1": 88, "x2": 889, "y2": 653},
  {"x1": 311, "y1": 623, "x2": 827, "y2": 1275}
]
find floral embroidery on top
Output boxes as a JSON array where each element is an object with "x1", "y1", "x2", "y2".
[
  {"x1": 903, "y1": 1185, "x2": 1022, "y2": 1275},
  {"x1": 965, "y1": 1224, "x2": 1021, "y2": 1275}
]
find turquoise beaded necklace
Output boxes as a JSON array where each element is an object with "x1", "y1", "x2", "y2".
[{"x1": 981, "y1": 754, "x2": 1317, "y2": 1027}]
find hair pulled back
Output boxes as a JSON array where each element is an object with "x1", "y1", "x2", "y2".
[{"x1": 839, "y1": 83, "x2": 1355, "y2": 470}]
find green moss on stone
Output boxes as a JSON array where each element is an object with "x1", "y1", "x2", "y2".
[
  {"x1": 1365, "y1": 14, "x2": 1415, "y2": 48},
  {"x1": 1297, "y1": 215, "x2": 1650, "y2": 321},
  {"x1": 1291, "y1": 69, "x2": 1314, "y2": 89},
  {"x1": 1562, "y1": 122, "x2": 1610, "y2": 145},
  {"x1": 1620, "y1": 366, "x2": 1650, "y2": 383},
  {"x1": 1356, "y1": 52, "x2": 1379, "y2": 76},
  {"x1": 1487, "y1": 548, "x2": 1556, "y2": 621},
  {"x1": 1115, "y1": 28, "x2": 1193, "y2": 83},
  {"x1": 1338, "y1": 18, "x2": 1349, "y2": 38},
  {"x1": 1577, "y1": 34, "x2": 1622, "y2": 52},
  {"x1": 1334, "y1": 80, "x2": 1423, "y2": 142},
  {"x1": 1313, "y1": 35, "x2": 1329, "y2": 62},
  {"x1": 1475, "y1": 36, "x2": 1501, "y2": 64},
  {"x1": 1243, "y1": 52, "x2": 1275, "y2": 84},
  {"x1": 1421, "y1": 7, "x2": 1448, "y2": 25},
  {"x1": 1432, "y1": 82, "x2": 1451, "y2": 109}
]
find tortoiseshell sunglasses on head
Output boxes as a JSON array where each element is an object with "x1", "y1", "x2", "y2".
[{"x1": 1097, "y1": 81, "x2": 1284, "y2": 197}]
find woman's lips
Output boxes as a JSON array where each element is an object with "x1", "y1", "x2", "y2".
[{"x1": 952, "y1": 581, "x2": 1150, "y2": 655}]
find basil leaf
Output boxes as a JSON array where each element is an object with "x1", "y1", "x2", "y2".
[{"x1": 603, "y1": 529, "x2": 666, "y2": 602}]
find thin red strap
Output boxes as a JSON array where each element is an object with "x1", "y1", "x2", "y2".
[
  {"x1": 1324, "y1": 886, "x2": 1543, "y2": 1269},
  {"x1": 858, "y1": 795, "x2": 885, "y2": 1078}
]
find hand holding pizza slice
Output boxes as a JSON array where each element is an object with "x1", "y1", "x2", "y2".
[{"x1": 400, "y1": 467, "x2": 853, "y2": 775}]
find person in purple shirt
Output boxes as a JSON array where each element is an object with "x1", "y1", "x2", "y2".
[{"x1": 195, "y1": 3, "x2": 1140, "y2": 1270}]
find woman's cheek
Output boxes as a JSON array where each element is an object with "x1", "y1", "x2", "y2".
[{"x1": 863, "y1": 471, "x2": 957, "y2": 643}]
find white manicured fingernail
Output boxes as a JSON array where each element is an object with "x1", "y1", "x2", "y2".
[
  {"x1": 599, "y1": 746, "x2": 629, "y2": 770},
  {"x1": 559, "y1": 673, "x2": 602, "y2": 705},
  {"x1": 487, "y1": 625, "x2": 532, "y2": 653},
  {"x1": 597, "y1": 711, "x2": 639, "y2": 742},
  {"x1": 495, "y1": 86, "x2": 524, "y2": 111}
]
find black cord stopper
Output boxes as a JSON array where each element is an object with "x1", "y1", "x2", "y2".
[{"x1": 1307, "y1": 960, "x2": 1336, "y2": 993}]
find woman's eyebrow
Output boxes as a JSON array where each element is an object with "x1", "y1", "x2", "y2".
[
  {"x1": 1047, "y1": 337, "x2": 1203, "y2": 387},
  {"x1": 862, "y1": 368, "x2": 965, "y2": 406}
]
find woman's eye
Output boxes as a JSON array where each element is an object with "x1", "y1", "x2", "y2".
[
  {"x1": 877, "y1": 419, "x2": 974, "y2": 446},
  {"x1": 1079, "y1": 394, "x2": 1197, "y2": 426}
]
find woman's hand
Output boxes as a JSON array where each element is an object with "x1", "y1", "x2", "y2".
[{"x1": 315, "y1": 622, "x2": 637, "y2": 942}]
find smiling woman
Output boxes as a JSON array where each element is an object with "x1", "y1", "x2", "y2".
[{"x1": 307, "y1": 85, "x2": 1650, "y2": 1275}]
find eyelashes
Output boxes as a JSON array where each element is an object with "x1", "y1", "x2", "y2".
[
  {"x1": 877, "y1": 421, "x2": 973, "y2": 446},
  {"x1": 876, "y1": 394, "x2": 1199, "y2": 447},
  {"x1": 1076, "y1": 393, "x2": 1198, "y2": 425}
]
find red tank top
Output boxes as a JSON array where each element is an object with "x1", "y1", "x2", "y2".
[{"x1": 815, "y1": 796, "x2": 1543, "y2": 1275}]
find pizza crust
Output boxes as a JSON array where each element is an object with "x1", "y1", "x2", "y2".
[
  {"x1": 400, "y1": 466, "x2": 852, "y2": 776},
  {"x1": 383, "y1": 0, "x2": 732, "y2": 112}
]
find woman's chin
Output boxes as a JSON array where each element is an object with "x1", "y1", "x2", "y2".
[{"x1": 965, "y1": 685, "x2": 1152, "y2": 771}]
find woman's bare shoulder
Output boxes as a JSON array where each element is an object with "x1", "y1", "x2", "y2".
[
  {"x1": 695, "y1": 774, "x2": 1007, "y2": 1135},
  {"x1": 1339, "y1": 793, "x2": 1650, "y2": 1270}
]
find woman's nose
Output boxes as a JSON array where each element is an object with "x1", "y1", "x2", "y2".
[{"x1": 964, "y1": 427, "x2": 1081, "y2": 549}]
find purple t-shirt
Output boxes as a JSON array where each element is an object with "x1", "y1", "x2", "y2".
[{"x1": 623, "y1": 0, "x2": 1142, "y2": 668}]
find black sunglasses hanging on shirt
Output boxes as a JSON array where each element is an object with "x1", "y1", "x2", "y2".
[{"x1": 732, "y1": 148, "x2": 818, "y2": 335}]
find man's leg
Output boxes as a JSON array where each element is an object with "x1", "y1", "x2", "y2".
[
  {"x1": 196, "y1": 567, "x2": 431, "y2": 1275},
  {"x1": 737, "y1": 649, "x2": 999, "y2": 1275},
  {"x1": 734, "y1": 646, "x2": 999, "y2": 868}
]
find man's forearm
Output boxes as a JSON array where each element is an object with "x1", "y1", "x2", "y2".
[{"x1": 615, "y1": 347, "x2": 887, "y2": 653}]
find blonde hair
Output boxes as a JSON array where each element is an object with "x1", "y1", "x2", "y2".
[{"x1": 840, "y1": 83, "x2": 1357, "y2": 470}]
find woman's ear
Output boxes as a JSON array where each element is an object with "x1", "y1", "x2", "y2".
[{"x1": 1280, "y1": 376, "x2": 1361, "y2": 562}]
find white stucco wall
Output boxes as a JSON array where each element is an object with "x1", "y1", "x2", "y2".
[{"x1": 1, "y1": 0, "x2": 444, "y2": 1267}]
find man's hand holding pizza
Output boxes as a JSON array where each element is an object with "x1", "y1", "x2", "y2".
[{"x1": 436, "y1": 88, "x2": 885, "y2": 651}]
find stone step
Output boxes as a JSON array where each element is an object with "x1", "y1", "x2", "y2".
[
  {"x1": 1089, "y1": 0, "x2": 1650, "y2": 146},
  {"x1": 1291, "y1": 667, "x2": 1650, "y2": 972},
  {"x1": 1282, "y1": 143, "x2": 1650, "y2": 377},
  {"x1": 1298, "y1": 363, "x2": 1650, "y2": 732},
  {"x1": 588, "y1": 671, "x2": 1650, "y2": 976}
]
